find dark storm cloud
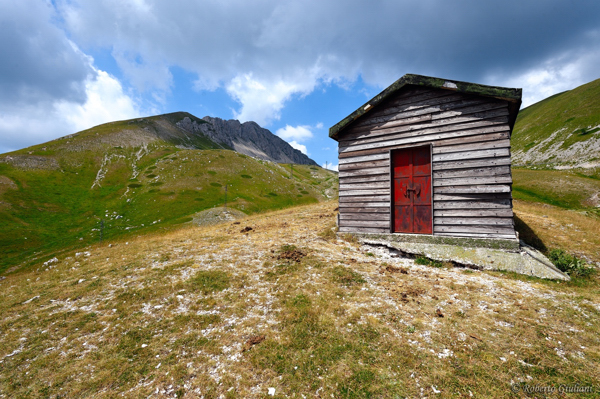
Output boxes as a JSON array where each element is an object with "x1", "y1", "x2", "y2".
[
  {"x1": 248, "y1": 0, "x2": 600, "y2": 85},
  {"x1": 0, "y1": 1, "x2": 141, "y2": 155},
  {"x1": 58, "y1": 0, "x2": 600, "y2": 103},
  {"x1": 385, "y1": 0, "x2": 600, "y2": 82},
  {"x1": 0, "y1": 0, "x2": 92, "y2": 108}
]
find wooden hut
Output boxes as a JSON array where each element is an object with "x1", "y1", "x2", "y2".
[{"x1": 330, "y1": 74, "x2": 522, "y2": 241}]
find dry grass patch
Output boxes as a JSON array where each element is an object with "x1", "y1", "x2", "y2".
[
  {"x1": 514, "y1": 199, "x2": 600, "y2": 263},
  {"x1": 0, "y1": 201, "x2": 599, "y2": 398}
]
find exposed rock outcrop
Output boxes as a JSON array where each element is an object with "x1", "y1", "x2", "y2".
[
  {"x1": 512, "y1": 126, "x2": 600, "y2": 168},
  {"x1": 0, "y1": 155, "x2": 60, "y2": 170},
  {"x1": 176, "y1": 116, "x2": 317, "y2": 165}
]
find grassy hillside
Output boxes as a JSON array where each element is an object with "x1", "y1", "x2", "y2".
[
  {"x1": 511, "y1": 167, "x2": 600, "y2": 262},
  {"x1": 0, "y1": 202, "x2": 598, "y2": 398},
  {"x1": 510, "y1": 79, "x2": 600, "y2": 262},
  {"x1": 511, "y1": 78, "x2": 600, "y2": 167},
  {"x1": 0, "y1": 113, "x2": 338, "y2": 274},
  {"x1": 512, "y1": 168, "x2": 600, "y2": 211}
]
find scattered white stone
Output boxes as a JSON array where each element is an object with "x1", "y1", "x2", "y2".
[
  {"x1": 432, "y1": 385, "x2": 441, "y2": 394},
  {"x1": 268, "y1": 387, "x2": 275, "y2": 396},
  {"x1": 518, "y1": 359, "x2": 534, "y2": 367},
  {"x1": 4, "y1": 349, "x2": 21, "y2": 358},
  {"x1": 554, "y1": 347, "x2": 568, "y2": 361},
  {"x1": 156, "y1": 362, "x2": 161, "y2": 369},
  {"x1": 141, "y1": 344, "x2": 148, "y2": 348},
  {"x1": 22, "y1": 295, "x2": 40, "y2": 304},
  {"x1": 78, "y1": 279, "x2": 86, "y2": 284},
  {"x1": 43, "y1": 257, "x2": 58, "y2": 266}
]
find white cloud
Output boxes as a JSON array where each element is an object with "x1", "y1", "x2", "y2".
[
  {"x1": 289, "y1": 141, "x2": 308, "y2": 155},
  {"x1": 226, "y1": 74, "x2": 293, "y2": 125},
  {"x1": 0, "y1": 1, "x2": 142, "y2": 153},
  {"x1": 321, "y1": 162, "x2": 338, "y2": 172},
  {"x1": 275, "y1": 123, "x2": 319, "y2": 159},
  {"x1": 56, "y1": 69, "x2": 140, "y2": 132},
  {"x1": 0, "y1": 108, "x2": 65, "y2": 154},
  {"x1": 112, "y1": 49, "x2": 173, "y2": 95},
  {"x1": 55, "y1": 0, "x2": 600, "y2": 128},
  {"x1": 276, "y1": 125, "x2": 314, "y2": 141},
  {"x1": 492, "y1": 50, "x2": 600, "y2": 108},
  {"x1": 1, "y1": 67, "x2": 140, "y2": 153},
  {"x1": 226, "y1": 73, "x2": 318, "y2": 126}
]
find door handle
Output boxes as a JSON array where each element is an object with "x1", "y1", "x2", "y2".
[{"x1": 404, "y1": 182, "x2": 421, "y2": 198}]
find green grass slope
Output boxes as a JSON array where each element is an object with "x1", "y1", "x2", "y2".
[
  {"x1": 0, "y1": 113, "x2": 338, "y2": 273},
  {"x1": 511, "y1": 78, "x2": 600, "y2": 167},
  {"x1": 510, "y1": 79, "x2": 600, "y2": 259},
  {"x1": 512, "y1": 168, "x2": 600, "y2": 212},
  {"x1": 511, "y1": 167, "x2": 600, "y2": 263}
]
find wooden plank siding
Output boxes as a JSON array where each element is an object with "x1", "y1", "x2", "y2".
[
  {"x1": 336, "y1": 86, "x2": 516, "y2": 239},
  {"x1": 339, "y1": 118, "x2": 509, "y2": 152}
]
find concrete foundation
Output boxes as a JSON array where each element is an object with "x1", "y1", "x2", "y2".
[{"x1": 348, "y1": 233, "x2": 569, "y2": 281}]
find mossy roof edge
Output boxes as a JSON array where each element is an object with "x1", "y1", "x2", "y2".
[{"x1": 329, "y1": 74, "x2": 522, "y2": 140}]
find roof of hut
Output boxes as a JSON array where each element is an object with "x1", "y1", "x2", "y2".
[{"x1": 329, "y1": 74, "x2": 522, "y2": 141}]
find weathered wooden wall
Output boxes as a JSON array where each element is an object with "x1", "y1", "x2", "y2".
[{"x1": 337, "y1": 85, "x2": 516, "y2": 239}]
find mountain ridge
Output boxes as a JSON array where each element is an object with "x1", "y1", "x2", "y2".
[
  {"x1": 1, "y1": 111, "x2": 317, "y2": 166},
  {"x1": 177, "y1": 114, "x2": 317, "y2": 165},
  {"x1": 0, "y1": 112, "x2": 336, "y2": 273}
]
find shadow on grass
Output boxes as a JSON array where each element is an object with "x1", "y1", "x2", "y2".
[{"x1": 513, "y1": 215, "x2": 547, "y2": 252}]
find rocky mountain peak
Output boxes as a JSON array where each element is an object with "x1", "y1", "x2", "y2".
[{"x1": 176, "y1": 115, "x2": 317, "y2": 165}]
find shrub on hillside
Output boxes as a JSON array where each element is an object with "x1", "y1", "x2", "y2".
[
  {"x1": 415, "y1": 256, "x2": 443, "y2": 268},
  {"x1": 548, "y1": 249, "x2": 596, "y2": 278}
]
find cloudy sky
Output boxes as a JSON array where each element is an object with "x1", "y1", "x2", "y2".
[{"x1": 1, "y1": 0, "x2": 599, "y2": 168}]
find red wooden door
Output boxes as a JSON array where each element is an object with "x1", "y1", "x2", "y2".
[{"x1": 392, "y1": 146, "x2": 432, "y2": 234}]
